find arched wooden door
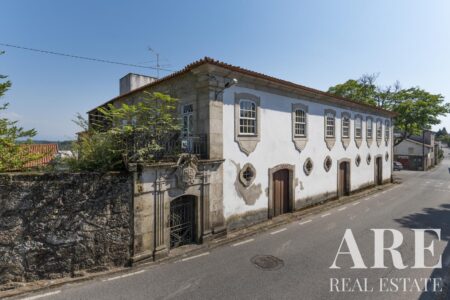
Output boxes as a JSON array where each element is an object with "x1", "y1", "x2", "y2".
[
  {"x1": 170, "y1": 195, "x2": 196, "y2": 249},
  {"x1": 273, "y1": 169, "x2": 290, "y2": 217}
]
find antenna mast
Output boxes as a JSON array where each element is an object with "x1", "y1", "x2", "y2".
[{"x1": 148, "y1": 47, "x2": 160, "y2": 78}]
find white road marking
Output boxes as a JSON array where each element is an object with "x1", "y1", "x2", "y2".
[
  {"x1": 232, "y1": 239, "x2": 254, "y2": 247},
  {"x1": 21, "y1": 291, "x2": 61, "y2": 300},
  {"x1": 352, "y1": 201, "x2": 360, "y2": 206},
  {"x1": 103, "y1": 270, "x2": 145, "y2": 281},
  {"x1": 181, "y1": 252, "x2": 210, "y2": 262},
  {"x1": 338, "y1": 207, "x2": 347, "y2": 211},
  {"x1": 299, "y1": 219, "x2": 312, "y2": 225},
  {"x1": 321, "y1": 213, "x2": 331, "y2": 218},
  {"x1": 270, "y1": 228, "x2": 287, "y2": 235}
]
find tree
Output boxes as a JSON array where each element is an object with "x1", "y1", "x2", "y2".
[
  {"x1": 97, "y1": 91, "x2": 180, "y2": 163},
  {"x1": 0, "y1": 51, "x2": 41, "y2": 172},
  {"x1": 436, "y1": 127, "x2": 448, "y2": 140},
  {"x1": 328, "y1": 74, "x2": 450, "y2": 146},
  {"x1": 69, "y1": 91, "x2": 181, "y2": 171}
]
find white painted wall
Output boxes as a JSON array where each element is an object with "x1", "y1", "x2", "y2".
[
  {"x1": 394, "y1": 139, "x2": 432, "y2": 156},
  {"x1": 222, "y1": 86, "x2": 393, "y2": 219}
]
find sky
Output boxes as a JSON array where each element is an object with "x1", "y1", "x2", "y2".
[{"x1": 0, "y1": 0, "x2": 449, "y2": 140}]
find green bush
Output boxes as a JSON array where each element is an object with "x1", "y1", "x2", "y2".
[{"x1": 67, "y1": 92, "x2": 180, "y2": 172}]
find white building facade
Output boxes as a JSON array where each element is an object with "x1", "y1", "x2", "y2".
[
  {"x1": 221, "y1": 83, "x2": 394, "y2": 229},
  {"x1": 89, "y1": 57, "x2": 395, "y2": 260}
]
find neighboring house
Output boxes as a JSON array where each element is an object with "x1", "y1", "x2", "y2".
[
  {"x1": 394, "y1": 131, "x2": 436, "y2": 170},
  {"x1": 88, "y1": 57, "x2": 395, "y2": 260},
  {"x1": 21, "y1": 144, "x2": 59, "y2": 169},
  {"x1": 57, "y1": 150, "x2": 74, "y2": 159}
]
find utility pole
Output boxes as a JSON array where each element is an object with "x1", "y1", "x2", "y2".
[{"x1": 422, "y1": 129, "x2": 425, "y2": 171}]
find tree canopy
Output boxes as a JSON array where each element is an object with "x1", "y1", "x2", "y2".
[
  {"x1": 69, "y1": 91, "x2": 180, "y2": 171},
  {"x1": 327, "y1": 74, "x2": 450, "y2": 146},
  {"x1": 0, "y1": 51, "x2": 41, "y2": 172},
  {"x1": 436, "y1": 127, "x2": 448, "y2": 139}
]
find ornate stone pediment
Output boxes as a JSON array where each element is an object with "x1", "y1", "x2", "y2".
[{"x1": 176, "y1": 154, "x2": 199, "y2": 188}]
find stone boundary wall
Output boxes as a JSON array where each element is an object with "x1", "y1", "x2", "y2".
[{"x1": 0, "y1": 172, "x2": 133, "y2": 286}]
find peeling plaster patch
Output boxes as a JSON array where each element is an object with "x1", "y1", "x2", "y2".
[
  {"x1": 226, "y1": 208, "x2": 268, "y2": 230},
  {"x1": 230, "y1": 160, "x2": 262, "y2": 206},
  {"x1": 299, "y1": 181, "x2": 304, "y2": 190},
  {"x1": 237, "y1": 183, "x2": 262, "y2": 206}
]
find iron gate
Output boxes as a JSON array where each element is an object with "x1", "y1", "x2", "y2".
[{"x1": 170, "y1": 196, "x2": 195, "y2": 248}]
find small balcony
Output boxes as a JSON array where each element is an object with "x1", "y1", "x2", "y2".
[
  {"x1": 179, "y1": 135, "x2": 208, "y2": 159},
  {"x1": 125, "y1": 133, "x2": 208, "y2": 163}
]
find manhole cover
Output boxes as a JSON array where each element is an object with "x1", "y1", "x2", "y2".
[{"x1": 251, "y1": 255, "x2": 284, "y2": 270}]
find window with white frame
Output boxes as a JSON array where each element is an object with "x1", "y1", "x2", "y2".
[
  {"x1": 376, "y1": 119, "x2": 382, "y2": 139},
  {"x1": 355, "y1": 116, "x2": 362, "y2": 138},
  {"x1": 294, "y1": 109, "x2": 307, "y2": 137},
  {"x1": 385, "y1": 120, "x2": 390, "y2": 140},
  {"x1": 326, "y1": 113, "x2": 335, "y2": 137},
  {"x1": 342, "y1": 115, "x2": 350, "y2": 138},
  {"x1": 239, "y1": 100, "x2": 257, "y2": 135},
  {"x1": 367, "y1": 118, "x2": 373, "y2": 139}
]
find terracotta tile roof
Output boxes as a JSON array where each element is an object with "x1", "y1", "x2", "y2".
[
  {"x1": 21, "y1": 144, "x2": 59, "y2": 168},
  {"x1": 88, "y1": 57, "x2": 396, "y2": 117}
]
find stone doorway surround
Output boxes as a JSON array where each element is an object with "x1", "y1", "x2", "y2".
[
  {"x1": 374, "y1": 154, "x2": 383, "y2": 185},
  {"x1": 268, "y1": 164, "x2": 295, "y2": 219},
  {"x1": 337, "y1": 158, "x2": 351, "y2": 197},
  {"x1": 129, "y1": 157, "x2": 225, "y2": 263}
]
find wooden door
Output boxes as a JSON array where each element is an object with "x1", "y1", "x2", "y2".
[
  {"x1": 273, "y1": 169, "x2": 290, "y2": 217},
  {"x1": 375, "y1": 157, "x2": 382, "y2": 185},
  {"x1": 338, "y1": 162, "x2": 350, "y2": 196}
]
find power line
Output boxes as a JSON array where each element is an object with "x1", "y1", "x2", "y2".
[{"x1": 0, "y1": 42, "x2": 174, "y2": 72}]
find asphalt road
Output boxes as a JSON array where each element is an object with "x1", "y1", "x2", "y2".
[{"x1": 16, "y1": 150, "x2": 450, "y2": 300}]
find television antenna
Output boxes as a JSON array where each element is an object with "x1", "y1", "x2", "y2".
[{"x1": 148, "y1": 47, "x2": 163, "y2": 78}]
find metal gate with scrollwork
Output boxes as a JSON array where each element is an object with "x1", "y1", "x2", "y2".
[{"x1": 170, "y1": 196, "x2": 195, "y2": 248}]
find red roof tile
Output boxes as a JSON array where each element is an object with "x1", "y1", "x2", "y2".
[
  {"x1": 88, "y1": 57, "x2": 396, "y2": 117},
  {"x1": 21, "y1": 144, "x2": 59, "y2": 168}
]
